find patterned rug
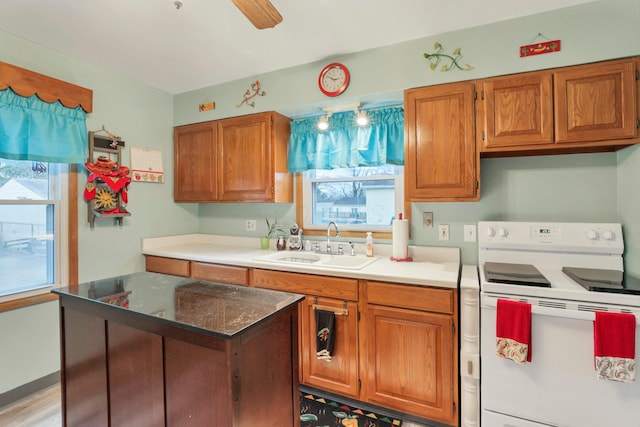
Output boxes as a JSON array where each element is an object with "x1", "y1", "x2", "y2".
[{"x1": 300, "y1": 391, "x2": 403, "y2": 427}]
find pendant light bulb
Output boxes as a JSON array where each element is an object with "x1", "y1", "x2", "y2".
[
  {"x1": 317, "y1": 115, "x2": 329, "y2": 131},
  {"x1": 356, "y1": 110, "x2": 369, "y2": 126}
]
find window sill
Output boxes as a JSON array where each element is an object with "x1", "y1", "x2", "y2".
[{"x1": 0, "y1": 293, "x2": 58, "y2": 313}]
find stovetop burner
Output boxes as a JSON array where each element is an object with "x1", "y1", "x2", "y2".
[
  {"x1": 484, "y1": 262, "x2": 551, "y2": 288},
  {"x1": 562, "y1": 267, "x2": 640, "y2": 295}
]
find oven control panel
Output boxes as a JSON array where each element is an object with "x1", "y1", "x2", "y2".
[
  {"x1": 478, "y1": 221, "x2": 623, "y2": 254},
  {"x1": 531, "y1": 226, "x2": 560, "y2": 240}
]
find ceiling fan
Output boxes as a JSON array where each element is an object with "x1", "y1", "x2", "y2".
[
  {"x1": 231, "y1": 0, "x2": 283, "y2": 29},
  {"x1": 173, "y1": 0, "x2": 282, "y2": 30}
]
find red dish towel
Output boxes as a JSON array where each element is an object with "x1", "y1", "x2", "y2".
[
  {"x1": 496, "y1": 299, "x2": 532, "y2": 364},
  {"x1": 594, "y1": 311, "x2": 636, "y2": 382}
]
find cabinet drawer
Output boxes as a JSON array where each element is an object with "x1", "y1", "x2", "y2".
[
  {"x1": 365, "y1": 281, "x2": 455, "y2": 314},
  {"x1": 191, "y1": 262, "x2": 248, "y2": 286},
  {"x1": 145, "y1": 256, "x2": 190, "y2": 277},
  {"x1": 251, "y1": 269, "x2": 357, "y2": 300}
]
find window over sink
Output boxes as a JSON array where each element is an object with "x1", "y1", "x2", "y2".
[{"x1": 300, "y1": 165, "x2": 403, "y2": 232}]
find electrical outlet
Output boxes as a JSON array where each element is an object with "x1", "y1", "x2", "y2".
[
  {"x1": 246, "y1": 219, "x2": 256, "y2": 232},
  {"x1": 423, "y1": 212, "x2": 433, "y2": 228},
  {"x1": 464, "y1": 224, "x2": 477, "y2": 242},
  {"x1": 438, "y1": 224, "x2": 450, "y2": 241}
]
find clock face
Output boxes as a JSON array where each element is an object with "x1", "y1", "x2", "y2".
[{"x1": 319, "y1": 63, "x2": 350, "y2": 97}]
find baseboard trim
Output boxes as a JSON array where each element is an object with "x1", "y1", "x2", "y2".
[{"x1": 0, "y1": 371, "x2": 60, "y2": 409}]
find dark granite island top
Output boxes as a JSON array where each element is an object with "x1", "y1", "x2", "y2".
[
  {"x1": 53, "y1": 272, "x2": 304, "y2": 427},
  {"x1": 53, "y1": 271, "x2": 304, "y2": 338}
]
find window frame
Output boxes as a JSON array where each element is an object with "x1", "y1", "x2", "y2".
[{"x1": 0, "y1": 165, "x2": 77, "y2": 312}]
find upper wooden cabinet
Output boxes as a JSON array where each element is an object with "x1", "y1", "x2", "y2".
[
  {"x1": 174, "y1": 121, "x2": 218, "y2": 202},
  {"x1": 555, "y1": 59, "x2": 637, "y2": 143},
  {"x1": 479, "y1": 58, "x2": 640, "y2": 155},
  {"x1": 174, "y1": 111, "x2": 293, "y2": 203},
  {"x1": 405, "y1": 81, "x2": 479, "y2": 202},
  {"x1": 477, "y1": 71, "x2": 554, "y2": 149}
]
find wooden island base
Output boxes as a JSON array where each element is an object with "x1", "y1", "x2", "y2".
[{"x1": 56, "y1": 273, "x2": 302, "y2": 427}]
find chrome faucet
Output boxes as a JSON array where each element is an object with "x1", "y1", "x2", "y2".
[{"x1": 326, "y1": 221, "x2": 340, "y2": 253}]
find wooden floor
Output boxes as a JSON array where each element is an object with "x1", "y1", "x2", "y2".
[{"x1": 0, "y1": 384, "x2": 61, "y2": 427}]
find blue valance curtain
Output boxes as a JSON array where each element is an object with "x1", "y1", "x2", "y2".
[
  {"x1": 0, "y1": 88, "x2": 87, "y2": 164},
  {"x1": 287, "y1": 106, "x2": 404, "y2": 172}
]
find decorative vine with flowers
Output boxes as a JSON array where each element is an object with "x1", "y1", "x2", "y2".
[{"x1": 423, "y1": 42, "x2": 473, "y2": 72}]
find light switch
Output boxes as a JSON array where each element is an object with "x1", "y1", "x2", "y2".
[{"x1": 464, "y1": 224, "x2": 477, "y2": 242}]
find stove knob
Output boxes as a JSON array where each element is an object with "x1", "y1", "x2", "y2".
[
  {"x1": 486, "y1": 227, "x2": 496, "y2": 237},
  {"x1": 586, "y1": 229, "x2": 600, "y2": 240},
  {"x1": 602, "y1": 230, "x2": 615, "y2": 241},
  {"x1": 498, "y1": 227, "x2": 508, "y2": 238}
]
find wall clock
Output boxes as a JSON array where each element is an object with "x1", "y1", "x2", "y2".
[{"x1": 318, "y1": 63, "x2": 350, "y2": 97}]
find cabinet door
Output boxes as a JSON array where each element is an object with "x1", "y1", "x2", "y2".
[
  {"x1": 405, "y1": 82, "x2": 478, "y2": 201},
  {"x1": 217, "y1": 113, "x2": 273, "y2": 201},
  {"x1": 300, "y1": 297, "x2": 360, "y2": 398},
  {"x1": 174, "y1": 121, "x2": 218, "y2": 201},
  {"x1": 478, "y1": 71, "x2": 554, "y2": 150},
  {"x1": 555, "y1": 60, "x2": 637, "y2": 143},
  {"x1": 362, "y1": 304, "x2": 456, "y2": 425}
]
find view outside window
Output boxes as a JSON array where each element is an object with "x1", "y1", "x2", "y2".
[
  {"x1": 303, "y1": 165, "x2": 403, "y2": 231},
  {"x1": 0, "y1": 159, "x2": 55, "y2": 297}
]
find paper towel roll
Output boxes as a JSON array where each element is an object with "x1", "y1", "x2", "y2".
[{"x1": 392, "y1": 218, "x2": 409, "y2": 260}]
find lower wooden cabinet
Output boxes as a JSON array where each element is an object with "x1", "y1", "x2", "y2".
[
  {"x1": 300, "y1": 296, "x2": 360, "y2": 398},
  {"x1": 251, "y1": 269, "x2": 360, "y2": 398},
  {"x1": 191, "y1": 261, "x2": 249, "y2": 286},
  {"x1": 145, "y1": 256, "x2": 249, "y2": 286},
  {"x1": 145, "y1": 255, "x2": 190, "y2": 277},
  {"x1": 142, "y1": 259, "x2": 460, "y2": 425},
  {"x1": 361, "y1": 280, "x2": 458, "y2": 426},
  {"x1": 251, "y1": 269, "x2": 459, "y2": 426}
]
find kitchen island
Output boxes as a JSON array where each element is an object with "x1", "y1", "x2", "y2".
[{"x1": 53, "y1": 272, "x2": 304, "y2": 427}]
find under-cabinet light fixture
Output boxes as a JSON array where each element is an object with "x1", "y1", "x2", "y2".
[{"x1": 316, "y1": 102, "x2": 369, "y2": 130}]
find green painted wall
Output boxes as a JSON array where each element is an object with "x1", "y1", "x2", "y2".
[
  {"x1": 176, "y1": 0, "x2": 640, "y2": 267},
  {"x1": 0, "y1": 31, "x2": 197, "y2": 393}
]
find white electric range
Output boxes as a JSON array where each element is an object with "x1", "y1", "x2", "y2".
[{"x1": 478, "y1": 221, "x2": 640, "y2": 427}]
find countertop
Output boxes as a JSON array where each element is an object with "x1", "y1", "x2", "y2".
[
  {"x1": 142, "y1": 234, "x2": 461, "y2": 288},
  {"x1": 52, "y1": 271, "x2": 304, "y2": 338}
]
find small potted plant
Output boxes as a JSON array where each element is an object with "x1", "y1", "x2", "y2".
[{"x1": 261, "y1": 218, "x2": 285, "y2": 249}]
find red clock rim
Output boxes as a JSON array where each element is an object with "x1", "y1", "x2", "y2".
[{"x1": 318, "y1": 62, "x2": 350, "y2": 97}]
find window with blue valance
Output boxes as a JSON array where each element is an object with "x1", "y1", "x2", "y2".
[
  {"x1": 287, "y1": 106, "x2": 404, "y2": 172},
  {"x1": 0, "y1": 88, "x2": 87, "y2": 164}
]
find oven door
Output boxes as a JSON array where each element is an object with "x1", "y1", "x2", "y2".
[{"x1": 481, "y1": 293, "x2": 640, "y2": 427}]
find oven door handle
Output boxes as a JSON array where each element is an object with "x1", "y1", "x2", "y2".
[{"x1": 482, "y1": 295, "x2": 640, "y2": 326}]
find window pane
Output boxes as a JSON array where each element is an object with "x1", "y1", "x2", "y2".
[
  {"x1": 312, "y1": 179, "x2": 396, "y2": 226},
  {"x1": 0, "y1": 159, "x2": 54, "y2": 297},
  {"x1": 0, "y1": 205, "x2": 54, "y2": 296},
  {"x1": 0, "y1": 160, "x2": 50, "y2": 200},
  {"x1": 304, "y1": 165, "x2": 403, "y2": 230}
]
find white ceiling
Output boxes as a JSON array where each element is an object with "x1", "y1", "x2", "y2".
[{"x1": 0, "y1": 0, "x2": 592, "y2": 95}]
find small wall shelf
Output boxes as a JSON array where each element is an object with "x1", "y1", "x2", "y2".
[{"x1": 86, "y1": 130, "x2": 130, "y2": 228}]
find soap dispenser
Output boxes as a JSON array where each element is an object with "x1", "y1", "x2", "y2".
[{"x1": 365, "y1": 232, "x2": 374, "y2": 257}]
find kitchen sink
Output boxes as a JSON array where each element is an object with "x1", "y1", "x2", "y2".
[{"x1": 254, "y1": 251, "x2": 379, "y2": 270}]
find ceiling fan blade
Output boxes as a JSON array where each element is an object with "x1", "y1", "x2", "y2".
[{"x1": 231, "y1": 0, "x2": 283, "y2": 29}]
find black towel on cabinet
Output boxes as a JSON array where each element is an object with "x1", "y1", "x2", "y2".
[{"x1": 315, "y1": 309, "x2": 335, "y2": 361}]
